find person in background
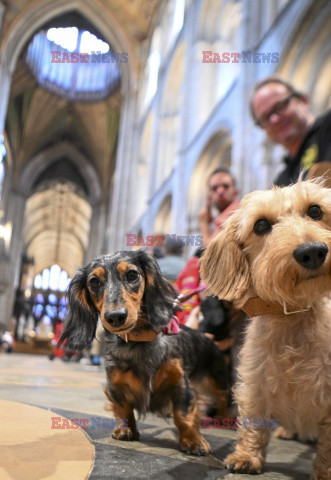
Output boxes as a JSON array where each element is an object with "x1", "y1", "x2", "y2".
[
  {"x1": 198, "y1": 168, "x2": 240, "y2": 247},
  {"x1": 250, "y1": 77, "x2": 331, "y2": 186},
  {"x1": 174, "y1": 248, "x2": 204, "y2": 325},
  {"x1": 157, "y1": 241, "x2": 186, "y2": 285}
]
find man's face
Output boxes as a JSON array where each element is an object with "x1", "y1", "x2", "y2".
[
  {"x1": 252, "y1": 83, "x2": 312, "y2": 147},
  {"x1": 209, "y1": 173, "x2": 237, "y2": 212}
]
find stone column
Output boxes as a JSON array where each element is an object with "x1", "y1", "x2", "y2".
[
  {"x1": 0, "y1": 62, "x2": 12, "y2": 138},
  {"x1": 106, "y1": 91, "x2": 138, "y2": 252},
  {"x1": 0, "y1": 189, "x2": 26, "y2": 328},
  {"x1": 85, "y1": 201, "x2": 105, "y2": 261}
]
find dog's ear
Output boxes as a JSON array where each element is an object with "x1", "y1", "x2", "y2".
[
  {"x1": 135, "y1": 250, "x2": 177, "y2": 329},
  {"x1": 59, "y1": 266, "x2": 98, "y2": 349},
  {"x1": 200, "y1": 211, "x2": 250, "y2": 300}
]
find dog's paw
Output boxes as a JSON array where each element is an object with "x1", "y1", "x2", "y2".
[
  {"x1": 179, "y1": 435, "x2": 210, "y2": 456},
  {"x1": 225, "y1": 451, "x2": 263, "y2": 474},
  {"x1": 273, "y1": 426, "x2": 296, "y2": 440},
  {"x1": 112, "y1": 427, "x2": 140, "y2": 441}
]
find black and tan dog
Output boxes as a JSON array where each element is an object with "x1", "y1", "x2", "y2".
[{"x1": 60, "y1": 249, "x2": 229, "y2": 455}]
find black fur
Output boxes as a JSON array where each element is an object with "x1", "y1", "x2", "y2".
[
  {"x1": 60, "y1": 250, "x2": 230, "y2": 449},
  {"x1": 59, "y1": 265, "x2": 98, "y2": 349}
]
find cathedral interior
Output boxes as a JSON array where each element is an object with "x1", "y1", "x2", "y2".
[
  {"x1": 0, "y1": 1, "x2": 330, "y2": 479},
  {"x1": 0, "y1": 0, "x2": 330, "y2": 333}
]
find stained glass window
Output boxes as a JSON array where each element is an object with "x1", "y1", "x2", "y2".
[
  {"x1": 32, "y1": 265, "x2": 72, "y2": 327},
  {"x1": 25, "y1": 27, "x2": 121, "y2": 101}
]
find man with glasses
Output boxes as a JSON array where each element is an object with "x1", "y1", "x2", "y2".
[{"x1": 250, "y1": 78, "x2": 331, "y2": 186}]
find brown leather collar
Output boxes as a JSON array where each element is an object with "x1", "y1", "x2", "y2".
[
  {"x1": 117, "y1": 329, "x2": 159, "y2": 342},
  {"x1": 242, "y1": 296, "x2": 311, "y2": 317}
]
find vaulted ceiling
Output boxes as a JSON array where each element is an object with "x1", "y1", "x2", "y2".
[{"x1": 2, "y1": 0, "x2": 161, "y2": 277}]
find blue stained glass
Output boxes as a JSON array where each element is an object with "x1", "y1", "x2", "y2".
[
  {"x1": 46, "y1": 305, "x2": 57, "y2": 318},
  {"x1": 48, "y1": 293, "x2": 58, "y2": 305},
  {"x1": 33, "y1": 304, "x2": 44, "y2": 318},
  {"x1": 58, "y1": 306, "x2": 67, "y2": 320},
  {"x1": 35, "y1": 293, "x2": 45, "y2": 304},
  {"x1": 59, "y1": 297, "x2": 68, "y2": 306},
  {"x1": 25, "y1": 27, "x2": 120, "y2": 102},
  {"x1": 43, "y1": 315, "x2": 52, "y2": 325}
]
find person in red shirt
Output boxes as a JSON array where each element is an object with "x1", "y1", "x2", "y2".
[
  {"x1": 175, "y1": 168, "x2": 239, "y2": 325},
  {"x1": 198, "y1": 168, "x2": 240, "y2": 246},
  {"x1": 174, "y1": 248, "x2": 203, "y2": 325}
]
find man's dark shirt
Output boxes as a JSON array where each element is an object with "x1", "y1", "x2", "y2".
[{"x1": 274, "y1": 110, "x2": 331, "y2": 186}]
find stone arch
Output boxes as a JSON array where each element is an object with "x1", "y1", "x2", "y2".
[
  {"x1": 18, "y1": 142, "x2": 101, "y2": 276},
  {"x1": 192, "y1": 0, "x2": 242, "y2": 132},
  {"x1": 0, "y1": 0, "x2": 136, "y2": 90},
  {"x1": 19, "y1": 142, "x2": 101, "y2": 205},
  {"x1": 0, "y1": 0, "x2": 137, "y2": 135},
  {"x1": 135, "y1": 111, "x2": 156, "y2": 220},
  {"x1": 277, "y1": 1, "x2": 331, "y2": 112},
  {"x1": 157, "y1": 41, "x2": 186, "y2": 187},
  {"x1": 154, "y1": 194, "x2": 172, "y2": 234},
  {"x1": 187, "y1": 130, "x2": 232, "y2": 233},
  {"x1": 139, "y1": 27, "x2": 162, "y2": 114},
  {"x1": 24, "y1": 182, "x2": 92, "y2": 277},
  {"x1": 0, "y1": 132, "x2": 13, "y2": 215},
  {"x1": 159, "y1": 0, "x2": 185, "y2": 59}
]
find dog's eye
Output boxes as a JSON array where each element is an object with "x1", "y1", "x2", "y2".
[
  {"x1": 307, "y1": 204, "x2": 322, "y2": 220},
  {"x1": 88, "y1": 276, "x2": 101, "y2": 289},
  {"x1": 126, "y1": 270, "x2": 139, "y2": 282},
  {"x1": 254, "y1": 219, "x2": 272, "y2": 236}
]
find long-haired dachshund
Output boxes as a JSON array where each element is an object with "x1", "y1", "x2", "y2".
[
  {"x1": 201, "y1": 180, "x2": 331, "y2": 478},
  {"x1": 60, "y1": 249, "x2": 229, "y2": 456}
]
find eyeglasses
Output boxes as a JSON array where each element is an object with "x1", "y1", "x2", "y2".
[{"x1": 255, "y1": 94, "x2": 297, "y2": 129}]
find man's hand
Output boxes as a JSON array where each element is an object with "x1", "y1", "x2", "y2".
[
  {"x1": 198, "y1": 205, "x2": 213, "y2": 225},
  {"x1": 198, "y1": 194, "x2": 213, "y2": 225},
  {"x1": 198, "y1": 196, "x2": 213, "y2": 246}
]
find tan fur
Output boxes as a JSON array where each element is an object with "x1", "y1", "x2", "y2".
[
  {"x1": 116, "y1": 261, "x2": 131, "y2": 275},
  {"x1": 152, "y1": 359, "x2": 183, "y2": 391},
  {"x1": 87, "y1": 267, "x2": 107, "y2": 311},
  {"x1": 90, "y1": 266, "x2": 106, "y2": 281},
  {"x1": 201, "y1": 180, "x2": 331, "y2": 479},
  {"x1": 173, "y1": 400, "x2": 211, "y2": 455},
  {"x1": 104, "y1": 385, "x2": 140, "y2": 441},
  {"x1": 99, "y1": 265, "x2": 145, "y2": 334}
]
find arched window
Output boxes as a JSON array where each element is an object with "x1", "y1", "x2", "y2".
[
  {"x1": 32, "y1": 265, "x2": 71, "y2": 327},
  {"x1": 25, "y1": 26, "x2": 121, "y2": 101},
  {"x1": 34, "y1": 265, "x2": 71, "y2": 292}
]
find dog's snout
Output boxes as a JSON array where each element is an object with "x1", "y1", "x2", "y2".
[
  {"x1": 293, "y1": 242, "x2": 328, "y2": 270},
  {"x1": 104, "y1": 308, "x2": 128, "y2": 327}
]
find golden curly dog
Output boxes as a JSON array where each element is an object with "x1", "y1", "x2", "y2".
[{"x1": 201, "y1": 180, "x2": 331, "y2": 480}]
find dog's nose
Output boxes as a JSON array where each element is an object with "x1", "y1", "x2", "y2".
[
  {"x1": 293, "y1": 242, "x2": 328, "y2": 270},
  {"x1": 104, "y1": 308, "x2": 128, "y2": 327}
]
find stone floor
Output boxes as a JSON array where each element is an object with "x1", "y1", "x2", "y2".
[{"x1": 0, "y1": 353, "x2": 315, "y2": 480}]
